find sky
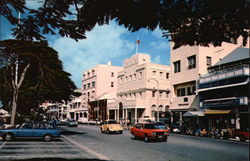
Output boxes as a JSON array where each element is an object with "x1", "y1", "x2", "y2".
[{"x1": 0, "y1": 3, "x2": 171, "y2": 88}]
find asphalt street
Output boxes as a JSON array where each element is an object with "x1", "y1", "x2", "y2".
[
  {"x1": 62, "y1": 125, "x2": 249, "y2": 161},
  {"x1": 0, "y1": 125, "x2": 249, "y2": 161}
]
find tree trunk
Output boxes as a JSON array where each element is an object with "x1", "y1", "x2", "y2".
[
  {"x1": 10, "y1": 63, "x2": 30, "y2": 127},
  {"x1": 10, "y1": 88, "x2": 18, "y2": 127}
]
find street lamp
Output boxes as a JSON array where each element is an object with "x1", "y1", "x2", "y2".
[{"x1": 148, "y1": 78, "x2": 159, "y2": 121}]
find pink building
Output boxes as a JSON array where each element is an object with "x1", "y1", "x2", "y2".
[
  {"x1": 108, "y1": 54, "x2": 171, "y2": 124},
  {"x1": 82, "y1": 63, "x2": 123, "y2": 121},
  {"x1": 170, "y1": 40, "x2": 247, "y2": 126}
]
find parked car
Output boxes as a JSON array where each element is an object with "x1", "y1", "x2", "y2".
[
  {"x1": 130, "y1": 123, "x2": 168, "y2": 142},
  {"x1": 100, "y1": 120, "x2": 123, "y2": 134},
  {"x1": 235, "y1": 129, "x2": 250, "y2": 141},
  {"x1": 78, "y1": 118, "x2": 88, "y2": 124},
  {"x1": 58, "y1": 119, "x2": 68, "y2": 126},
  {"x1": 0, "y1": 122, "x2": 61, "y2": 141},
  {"x1": 67, "y1": 119, "x2": 78, "y2": 127}
]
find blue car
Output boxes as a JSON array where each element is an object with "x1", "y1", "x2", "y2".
[{"x1": 0, "y1": 122, "x2": 61, "y2": 142}]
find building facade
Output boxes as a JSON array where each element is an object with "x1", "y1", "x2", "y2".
[
  {"x1": 82, "y1": 63, "x2": 123, "y2": 121},
  {"x1": 198, "y1": 47, "x2": 249, "y2": 131},
  {"x1": 170, "y1": 41, "x2": 242, "y2": 126},
  {"x1": 107, "y1": 54, "x2": 171, "y2": 124}
]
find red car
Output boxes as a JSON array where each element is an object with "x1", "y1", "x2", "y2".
[
  {"x1": 235, "y1": 129, "x2": 250, "y2": 141},
  {"x1": 130, "y1": 123, "x2": 168, "y2": 142}
]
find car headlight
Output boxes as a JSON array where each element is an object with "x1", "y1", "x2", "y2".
[
  {"x1": 109, "y1": 127, "x2": 113, "y2": 130},
  {"x1": 152, "y1": 132, "x2": 156, "y2": 135},
  {"x1": 164, "y1": 132, "x2": 167, "y2": 135}
]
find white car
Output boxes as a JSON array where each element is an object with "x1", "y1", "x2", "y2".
[
  {"x1": 67, "y1": 119, "x2": 78, "y2": 127},
  {"x1": 78, "y1": 118, "x2": 88, "y2": 124}
]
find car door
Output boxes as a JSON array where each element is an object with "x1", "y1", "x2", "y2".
[
  {"x1": 16, "y1": 122, "x2": 33, "y2": 137},
  {"x1": 134, "y1": 123, "x2": 143, "y2": 137},
  {"x1": 32, "y1": 122, "x2": 46, "y2": 137}
]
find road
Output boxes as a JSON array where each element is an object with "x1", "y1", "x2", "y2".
[
  {"x1": 62, "y1": 125, "x2": 249, "y2": 161},
  {"x1": 0, "y1": 125, "x2": 249, "y2": 161}
]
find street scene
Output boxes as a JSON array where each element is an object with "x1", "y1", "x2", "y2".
[
  {"x1": 1, "y1": 124, "x2": 249, "y2": 161},
  {"x1": 0, "y1": 0, "x2": 249, "y2": 161}
]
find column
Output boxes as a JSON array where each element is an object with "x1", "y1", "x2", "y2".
[
  {"x1": 122, "y1": 109, "x2": 125, "y2": 120},
  {"x1": 170, "y1": 112, "x2": 174, "y2": 126},
  {"x1": 179, "y1": 112, "x2": 183, "y2": 126},
  {"x1": 135, "y1": 108, "x2": 137, "y2": 124},
  {"x1": 236, "y1": 110, "x2": 240, "y2": 130},
  {"x1": 107, "y1": 110, "x2": 110, "y2": 120},
  {"x1": 114, "y1": 109, "x2": 117, "y2": 121},
  {"x1": 117, "y1": 109, "x2": 119, "y2": 122}
]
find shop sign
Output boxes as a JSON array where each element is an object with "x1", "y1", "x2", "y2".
[{"x1": 203, "y1": 98, "x2": 240, "y2": 107}]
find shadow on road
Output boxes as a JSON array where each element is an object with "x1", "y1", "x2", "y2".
[
  {"x1": 9, "y1": 158, "x2": 107, "y2": 161},
  {"x1": 61, "y1": 130, "x2": 86, "y2": 136}
]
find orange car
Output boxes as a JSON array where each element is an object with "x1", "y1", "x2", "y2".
[{"x1": 130, "y1": 123, "x2": 168, "y2": 142}]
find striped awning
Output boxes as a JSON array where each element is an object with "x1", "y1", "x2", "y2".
[{"x1": 204, "y1": 109, "x2": 231, "y2": 115}]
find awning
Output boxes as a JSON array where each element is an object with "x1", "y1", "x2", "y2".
[
  {"x1": 204, "y1": 109, "x2": 231, "y2": 115},
  {"x1": 183, "y1": 111, "x2": 204, "y2": 117}
]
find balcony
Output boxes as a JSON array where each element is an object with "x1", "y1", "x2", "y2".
[
  {"x1": 200, "y1": 97, "x2": 248, "y2": 108},
  {"x1": 199, "y1": 65, "x2": 249, "y2": 89}
]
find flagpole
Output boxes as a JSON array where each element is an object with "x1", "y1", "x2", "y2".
[{"x1": 136, "y1": 37, "x2": 140, "y2": 54}]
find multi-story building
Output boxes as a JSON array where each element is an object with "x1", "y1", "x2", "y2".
[
  {"x1": 170, "y1": 41, "x2": 243, "y2": 126},
  {"x1": 198, "y1": 47, "x2": 249, "y2": 130},
  {"x1": 67, "y1": 88, "x2": 84, "y2": 120},
  {"x1": 107, "y1": 53, "x2": 171, "y2": 124},
  {"x1": 82, "y1": 63, "x2": 123, "y2": 121}
]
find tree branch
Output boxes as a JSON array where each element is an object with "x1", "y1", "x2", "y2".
[{"x1": 17, "y1": 63, "x2": 30, "y2": 89}]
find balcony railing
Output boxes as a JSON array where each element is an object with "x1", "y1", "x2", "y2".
[{"x1": 199, "y1": 65, "x2": 249, "y2": 84}]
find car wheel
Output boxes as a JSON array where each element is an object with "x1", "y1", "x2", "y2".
[
  {"x1": 132, "y1": 134, "x2": 136, "y2": 140},
  {"x1": 144, "y1": 135, "x2": 149, "y2": 142},
  {"x1": 5, "y1": 133, "x2": 13, "y2": 141},
  {"x1": 43, "y1": 134, "x2": 52, "y2": 142},
  {"x1": 163, "y1": 137, "x2": 168, "y2": 142},
  {"x1": 107, "y1": 128, "x2": 110, "y2": 134},
  {"x1": 120, "y1": 131, "x2": 123, "y2": 134},
  {"x1": 100, "y1": 128, "x2": 104, "y2": 133}
]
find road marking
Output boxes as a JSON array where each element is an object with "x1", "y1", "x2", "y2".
[
  {"x1": 0, "y1": 142, "x2": 6, "y2": 150},
  {"x1": 62, "y1": 135, "x2": 110, "y2": 160}
]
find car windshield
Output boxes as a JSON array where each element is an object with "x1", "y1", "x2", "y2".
[{"x1": 144, "y1": 124, "x2": 160, "y2": 129}]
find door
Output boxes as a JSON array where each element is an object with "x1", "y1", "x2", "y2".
[
  {"x1": 16, "y1": 122, "x2": 33, "y2": 137},
  {"x1": 32, "y1": 122, "x2": 46, "y2": 137}
]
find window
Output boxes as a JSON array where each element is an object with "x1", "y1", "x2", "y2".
[
  {"x1": 92, "y1": 70, "x2": 95, "y2": 76},
  {"x1": 166, "y1": 73, "x2": 169, "y2": 79},
  {"x1": 159, "y1": 91, "x2": 163, "y2": 98},
  {"x1": 206, "y1": 56, "x2": 212, "y2": 67},
  {"x1": 139, "y1": 92, "x2": 142, "y2": 99},
  {"x1": 92, "y1": 81, "x2": 95, "y2": 87},
  {"x1": 134, "y1": 74, "x2": 136, "y2": 80},
  {"x1": 87, "y1": 72, "x2": 90, "y2": 77},
  {"x1": 111, "y1": 82, "x2": 114, "y2": 87},
  {"x1": 111, "y1": 72, "x2": 114, "y2": 77},
  {"x1": 153, "y1": 71, "x2": 156, "y2": 75},
  {"x1": 174, "y1": 60, "x2": 181, "y2": 73},
  {"x1": 192, "y1": 86, "x2": 196, "y2": 94},
  {"x1": 130, "y1": 75, "x2": 132, "y2": 81},
  {"x1": 83, "y1": 74, "x2": 85, "y2": 80},
  {"x1": 187, "y1": 87, "x2": 192, "y2": 95},
  {"x1": 152, "y1": 91, "x2": 156, "y2": 97},
  {"x1": 187, "y1": 55, "x2": 196, "y2": 69},
  {"x1": 87, "y1": 83, "x2": 90, "y2": 88},
  {"x1": 139, "y1": 72, "x2": 142, "y2": 79},
  {"x1": 120, "y1": 78, "x2": 123, "y2": 84},
  {"x1": 83, "y1": 84, "x2": 86, "y2": 90},
  {"x1": 159, "y1": 72, "x2": 163, "y2": 76},
  {"x1": 177, "y1": 88, "x2": 186, "y2": 96}
]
